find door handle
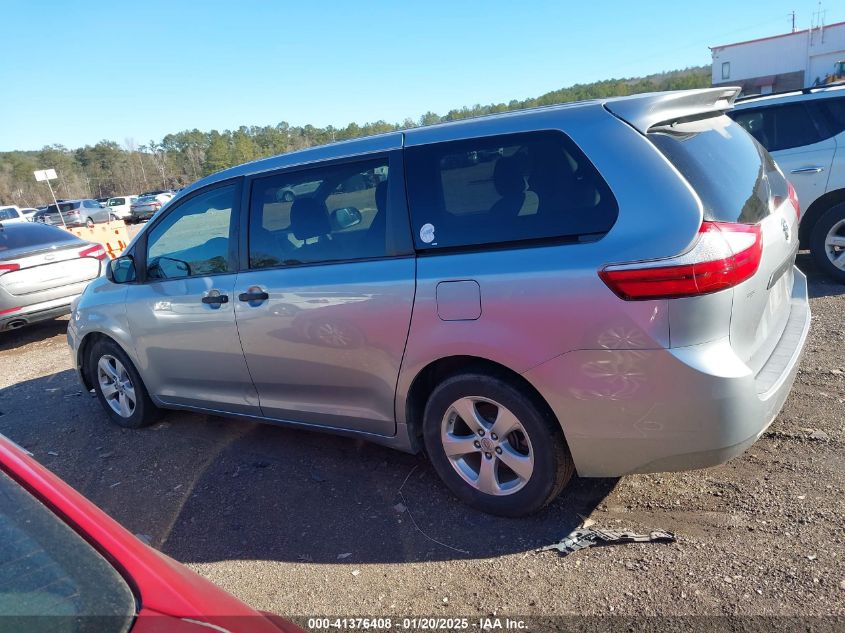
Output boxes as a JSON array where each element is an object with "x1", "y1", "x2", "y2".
[
  {"x1": 238, "y1": 291, "x2": 269, "y2": 302},
  {"x1": 201, "y1": 294, "x2": 229, "y2": 305},
  {"x1": 790, "y1": 166, "x2": 824, "y2": 174}
]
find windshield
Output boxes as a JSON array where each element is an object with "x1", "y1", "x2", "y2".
[{"x1": 0, "y1": 469, "x2": 135, "y2": 627}]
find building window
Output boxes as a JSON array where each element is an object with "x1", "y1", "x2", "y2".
[{"x1": 722, "y1": 62, "x2": 730, "y2": 80}]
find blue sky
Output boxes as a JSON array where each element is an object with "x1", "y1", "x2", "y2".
[{"x1": 1, "y1": 0, "x2": 840, "y2": 151}]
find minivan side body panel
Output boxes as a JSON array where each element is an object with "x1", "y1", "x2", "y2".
[
  {"x1": 396, "y1": 105, "x2": 703, "y2": 425},
  {"x1": 233, "y1": 150, "x2": 415, "y2": 435}
]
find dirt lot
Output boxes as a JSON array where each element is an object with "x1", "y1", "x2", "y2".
[{"x1": 0, "y1": 253, "x2": 843, "y2": 624}]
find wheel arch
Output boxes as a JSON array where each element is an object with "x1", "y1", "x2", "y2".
[
  {"x1": 402, "y1": 355, "x2": 568, "y2": 454},
  {"x1": 800, "y1": 188, "x2": 845, "y2": 247},
  {"x1": 77, "y1": 331, "x2": 132, "y2": 391}
]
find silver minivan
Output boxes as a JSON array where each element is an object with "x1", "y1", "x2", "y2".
[{"x1": 68, "y1": 88, "x2": 810, "y2": 516}]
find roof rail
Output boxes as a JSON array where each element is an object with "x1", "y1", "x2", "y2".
[{"x1": 735, "y1": 81, "x2": 845, "y2": 103}]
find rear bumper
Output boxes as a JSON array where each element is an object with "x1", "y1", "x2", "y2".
[
  {"x1": 523, "y1": 267, "x2": 811, "y2": 477},
  {"x1": 0, "y1": 274, "x2": 102, "y2": 332},
  {"x1": 0, "y1": 299, "x2": 74, "y2": 331},
  {"x1": 43, "y1": 218, "x2": 85, "y2": 227},
  {"x1": 130, "y1": 209, "x2": 156, "y2": 221}
]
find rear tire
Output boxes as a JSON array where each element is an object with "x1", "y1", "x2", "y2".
[
  {"x1": 85, "y1": 217, "x2": 95, "y2": 228},
  {"x1": 810, "y1": 202, "x2": 845, "y2": 283},
  {"x1": 422, "y1": 372, "x2": 574, "y2": 517},
  {"x1": 89, "y1": 339, "x2": 160, "y2": 429}
]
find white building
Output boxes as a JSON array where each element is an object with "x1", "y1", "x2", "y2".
[{"x1": 711, "y1": 20, "x2": 845, "y2": 94}]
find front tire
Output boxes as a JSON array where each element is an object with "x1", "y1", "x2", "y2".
[
  {"x1": 89, "y1": 339, "x2": 160, "y2": 429},
  {"x1": 422, "y1": 373, "x2": 574, "y2": 517},
  {"x1": 810, "y1": 202, "x2": 845, "y2": 283}
]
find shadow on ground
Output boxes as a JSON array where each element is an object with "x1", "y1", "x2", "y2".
[
  {"x1": 0, "y1": 370, "x2": 616, "y2": 566},
  {"x1": 0, "y1": 318, "x2": 69, "y2": 352},
  {"x1": 796, "y1": 252, "x2": 845, "y2": 299}
]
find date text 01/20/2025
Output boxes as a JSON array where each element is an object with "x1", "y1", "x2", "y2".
[{"x1": 305, "y1": 617, "x2": 528, "y2": 630}]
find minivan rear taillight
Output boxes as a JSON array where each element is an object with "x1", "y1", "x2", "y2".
[
  {"x1": 599, "y1": 221, "x2": 762, "y2": 301},
  {"x1": 787, "y1": 181, "x2": 800, "y2": 220}
]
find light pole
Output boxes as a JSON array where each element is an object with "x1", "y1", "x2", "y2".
[{"x1": 33, "y1": 168, "x2": 66, "y2": 228}]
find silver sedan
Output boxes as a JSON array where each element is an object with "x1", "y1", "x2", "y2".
[{"x1": 0, "y1": 222, "x2": 107, "y2": 332}]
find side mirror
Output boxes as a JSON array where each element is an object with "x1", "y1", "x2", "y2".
[
  {"x1": 107, "y1": 255, "x2": 136, "y2": 284},
  {"x1": 331, "y1": 206, "x2": 362, "y2": 230},
  {"x1": 148, "y1": 256, "x2": 191, "y2": 279}
]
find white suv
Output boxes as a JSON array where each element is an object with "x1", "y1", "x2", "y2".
[
  {"x1": 0, "y1": 206, "x2": 28, "y2": 224},
  {"x1": 731, "y1": 85, "x2": 845, "y2": 282},
  {"x1": 105, "y1": 195, "x2": 138, "y2": 220}
]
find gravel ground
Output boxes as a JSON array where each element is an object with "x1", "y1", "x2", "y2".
[{"x1": 0, "y1": 253, "x2": 843, "y2": 624}]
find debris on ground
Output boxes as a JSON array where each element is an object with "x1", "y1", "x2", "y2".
[{"x1": 540, "y1": 528, "x2": 676, "y2": 557}]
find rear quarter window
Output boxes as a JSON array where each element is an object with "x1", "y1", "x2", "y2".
[
  {"x1": 649, "y1": 115, "x2": 786, "y2": 224},
  {"x1": 820, "y1": 97, "x2": 845, "y2": 136},
  {"x1": 731, "y1": 103, "x2": 824, "y2": 151},
  {"x1": 404, "y1": 130, "x2": 618, "y2": 250}
]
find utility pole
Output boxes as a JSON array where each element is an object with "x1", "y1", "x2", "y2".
[{"x1": 791, "y1": 11, "x2": 796, "y2": 32}]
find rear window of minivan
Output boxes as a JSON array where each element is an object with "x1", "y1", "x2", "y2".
[
  {"x1": 404, "y1": 130, "x2": 618, "y2": 250},
  {"x1": 648, "y1": 115, "x2": 787, "y2": 224}
]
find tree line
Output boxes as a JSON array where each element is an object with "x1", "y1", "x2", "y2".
[{"x1": 0, "y1": 66, "x2": 710, "y2": 207}]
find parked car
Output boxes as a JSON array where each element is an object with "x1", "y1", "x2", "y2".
[
  {"x1": 0, "y1": 222, "x2": 107, "y2": 331},
  {"x1": 0, "y1": 432, "x2": 302, "y2": 632},
  {"x1": 41, "y1": 199, "x2": 111, "y2": 227},
  {"x1": 19, "y1": 207, "x2": 39, "y2": 221},
  {"x1": 69, "y1": 88, "x2": 810, "y2": 516},
  {"x1": 96, "y1": 196, "x2": 110, "y2": 207},
  {"x1": 128, "y1": 192, "x2": 174, "y2": 223},
  {"x1": 106, "y1": 194, "x2": 139, "y2": 220},
  {"x1": 731, "y1": 84, "x2": 845, "y2": 281},
  {"x1": 31, "y1": 208, "x2": 51, "y2": 223},
  {"x1": 0, "y1": 205, "x2": 27, "y2": 224}
]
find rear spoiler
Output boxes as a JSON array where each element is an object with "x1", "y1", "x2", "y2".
[{"x1": 603, "y1": 87, "x2": 741, "y2": 134}]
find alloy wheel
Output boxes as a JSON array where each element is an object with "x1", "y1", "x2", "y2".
[
  {"x1": 825, "y1": 218, "x2": 845, "y2": 270},
  {"x1": 440, "y1": 396, "x2": 534, "y2": 496},
  {"x1": 97, "y1": 355, "x2": 136, "y2": 418}
]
